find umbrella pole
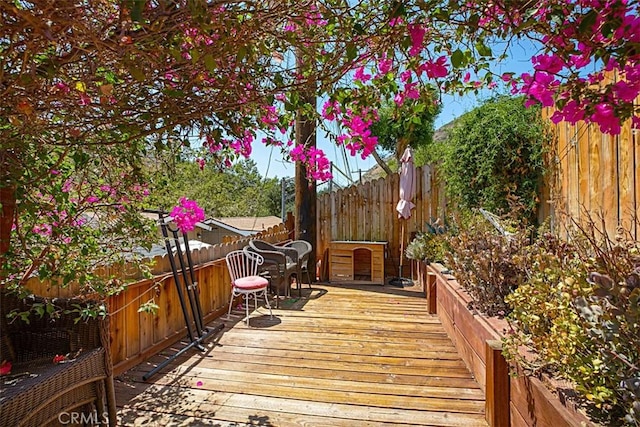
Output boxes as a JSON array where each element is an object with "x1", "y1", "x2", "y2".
[{"x1": 399, "y1": 220, "x2": 405, "y2": 278}]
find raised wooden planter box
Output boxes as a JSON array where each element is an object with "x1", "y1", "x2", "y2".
[{"x1": 422, "y1": 262, "x2": 594, "y2": 427}]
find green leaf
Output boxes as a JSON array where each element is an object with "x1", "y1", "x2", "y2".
[
  {"x1": 129, "y1": 67, "x2": 145, "y2": 82},
  {"x1": 163, "y1": 89, "x2": 185, "y2": 97},
  {"x1": 451, "y1": 49, "x2": 465, "y2": 68},
  {"x1": 237, "y1": 46, "x2": 247, "y2": 62},
  {"x1": 346, "y1": 43, "x2": 357, "y2": 61},
  {"x1": 273, "y1": 72, "x2": 284, "y2": 86},
  {"x1": 579, "y1": 10, "x2": 597, "y2": 34},
  {"x1": 190, "y1": 49, "x2": 200, "y2": 63},
  {"x1": 130, "y1": 0, "x2": 145, "y2": 22},
  {"x1": 389, "y1": 1, "x2": 406, "y2": 18},
  {"x1": 475, "y1": 42, "x2": 492, "y2": 57},
  {"x1": 138, "y1": 300, "x2": 159, "y2": 315},
  {"x1": 203, "y1": 54, "x2": 216, "y2": 72}
]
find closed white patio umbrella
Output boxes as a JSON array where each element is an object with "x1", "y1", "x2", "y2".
[{"x1": 394, "y1": 147, "x2": 416, "y2": 285}]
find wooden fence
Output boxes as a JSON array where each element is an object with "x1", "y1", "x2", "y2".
[
  {"x1": 27, "y1": 224, "x2": 290, "y2": 374},
  {"x1": 316, "y1": 165, "x2": 446, "y2": 280},
  {"x1": 543, "y1": 97, "x2": 639, "y2": 240}
]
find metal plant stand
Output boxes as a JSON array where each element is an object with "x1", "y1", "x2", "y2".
[{"x1": 142, "y1": 210, "x2": 224, "y2": 381}]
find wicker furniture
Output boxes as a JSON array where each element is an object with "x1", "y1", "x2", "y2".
[
  {"x1": 0, "y1": 293, "x2": 117, "y2": 427},
  {"x1": 283, "y1": 240, "x2": 313, "y2": 291},
  {"x1": 246, "y1": 240, "x2": 297, "y2": 300}
]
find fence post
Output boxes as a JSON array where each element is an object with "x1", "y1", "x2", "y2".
[{"x1": 485, "y1": 339, "x2": 510, "y2": 427}]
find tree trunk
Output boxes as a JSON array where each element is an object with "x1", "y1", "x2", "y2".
[
  {"x1": 294, "y1": 47, "x2": 318, "y2": 281},
  {"x1": 294, "y1": 101, "x2": 317, "y2": 282},
  {"x1": 371, "y1": 149, "x2": 393, "y2": 176}
]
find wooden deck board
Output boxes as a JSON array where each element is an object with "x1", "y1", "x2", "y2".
[{"x1": 115, "y1": 283, "x2": 487, "y2": 426}]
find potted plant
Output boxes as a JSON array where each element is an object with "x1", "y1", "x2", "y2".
[{"x1": 405, "y1": 218, "x2": 448, "y2": 265}]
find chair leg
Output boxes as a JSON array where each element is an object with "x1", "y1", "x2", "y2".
[
  {"x1": 245, "y1": 293, "x2": 250, "y2": 326},
  {"x1": 227, "y1": 289, "x2": 236, "y2": 320},
  {"x1": 262, "y1": 289, "x2": 273, "y2": 319},
  {"x1": 306, "y1": 268, "x2": 313, "y2": 287}
]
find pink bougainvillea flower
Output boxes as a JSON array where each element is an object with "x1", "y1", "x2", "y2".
[
  {"x1": 54, "y1": 81, "x2": 70, "y2": 94},
  {"x1": 170, "y1": 198, "x2": 205, "y2": 233},
  {"x1": 407, "y1": 23, "x2": 425, "y2": 56},
  {"x1": 377, "y1": 55, "x2": 393, "y2": 76},
  {"x1": 260, "y1": 105, "x2": 279, "y2": 127},
  {"x1": 532, "y1": 54, "x2": 565, "y2": 74},
  {"x1": 389, "y1": 16, "x2": 404, "y2": 27},
  {"x1": 520, "y1": 72, "x2": 558, "y2": 107},
  {"x1": 321, "y1": 100, "x2": 339, "y2": 121},
  {"x1": 421, "y1": 56, "x2": 448, "y2": 79},
  {"x1": 550, "y1": 100, "x2": 585, "y2": 125},
  {"x1": 612, "y1": 80, "x2": 640, "y2": 103},
  {"x1": 78, "y1": 93, "x2": 91, "y2": 106},
  {"x1": 33, "y1": 223, "x2": 52, "y2": 237},
  {"x1": 289, "y1": 145, "x2": 332, "y2": 181},
  {"x1": 404, "y1": 82, "x2": 420, "y2": 100},
  {"x1": 290, "y1": 144, "x2": 307, "y2": 162},
  {"x1": 354, "y1": 66, "x2": 372, "y2": 83},
  {"x1": 590, "y1": 103, "x2": 621, "y2": 135}
]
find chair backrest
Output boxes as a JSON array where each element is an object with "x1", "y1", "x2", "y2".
[
  {"x1": 250, "y1": 239, "x2": 278, "y2": 251},
  {"x1": 286, "y1": 240, "x2": 312, "y2": 259},
  {"x1": 225, "y1": 249, "x2": 264, "y2": 282},
  {"x1": 248, "y1": 239, "x2": 295, "y2": 265}
]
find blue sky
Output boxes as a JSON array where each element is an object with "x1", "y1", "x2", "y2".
[{"x1": 251, "y1": 39, "x2": 540, "y2": 184}]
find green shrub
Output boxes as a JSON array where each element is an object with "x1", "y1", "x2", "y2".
[{"x1": 441, "y1": 96, "x2": 548, "y2": 226}]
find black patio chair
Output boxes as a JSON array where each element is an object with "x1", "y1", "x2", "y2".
[{"x1": 246, "y1": 240, "x2": 297, "y2": 303}]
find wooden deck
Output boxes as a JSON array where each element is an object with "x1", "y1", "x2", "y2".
[{"x1": 115, "y1": 283, "x2": 487, "y2": 426}]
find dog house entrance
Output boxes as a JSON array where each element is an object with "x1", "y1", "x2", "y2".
[{"x1": 353, "y1": 248, "x2": 372, "y2": 281}]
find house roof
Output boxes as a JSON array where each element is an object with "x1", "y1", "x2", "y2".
[
  {"x1": 204, "y1": 216, "x2": 282, "y2": 236},
  {"x1": 137, "y1": 240, "x2": 213, "y2": 258}
]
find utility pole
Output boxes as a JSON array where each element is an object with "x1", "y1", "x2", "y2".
[{"x1": 281, "y1": 177, "x2": 286, "y2": 223}]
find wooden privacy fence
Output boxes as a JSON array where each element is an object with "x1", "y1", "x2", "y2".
[
  {"x1": 26, "y1": 224, "x2": 290, "y2": 375},
  {"x1": 316, "y1": 165, "x2": 446, "y2": 280},
  {"x1": 543, "y1": 91, "x2": 640, "y2": 240}
]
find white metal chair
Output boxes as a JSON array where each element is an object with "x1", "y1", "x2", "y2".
[
  {"x1": 225, "y1": 249, "x2": 272, "y2": 326},
  {"x1": 246, "y1": 240, "x2": 297, "y2": 300}
]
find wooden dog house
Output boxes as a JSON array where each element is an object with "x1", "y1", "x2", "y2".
[{"x1": 328, "y1": 241, "x2": 386, "y2": 285}]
